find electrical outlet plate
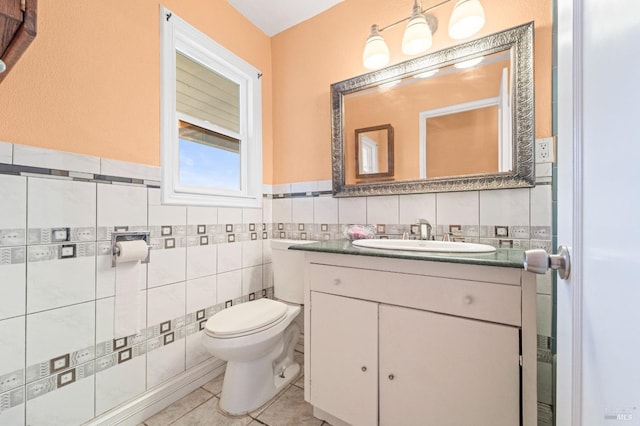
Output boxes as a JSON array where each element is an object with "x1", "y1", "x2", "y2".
[{"x1": 535, "y1": 137, "x2": 555, "y2": 163}]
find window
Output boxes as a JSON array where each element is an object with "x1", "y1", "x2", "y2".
[{"x1": 160, "y1": 7, "x2": 262, "y2": 207}]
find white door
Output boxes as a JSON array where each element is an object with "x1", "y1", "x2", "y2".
[
  {"x1": 557, "y1": 0, "x2": 640, "y2": 424},
  {"x1": 378, "y1": 304, "x2": 519, "y2": 426},
  {"x1": 309, "y1": 292, "x2": 378, "y2": 426}
]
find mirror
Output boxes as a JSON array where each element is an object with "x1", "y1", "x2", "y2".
[
  {"x1": 332, "y1": 22, "x2": 534, "y2": 196},
  {"x1": 355, "y1": 124, "x2": 394, "y2": 180}
]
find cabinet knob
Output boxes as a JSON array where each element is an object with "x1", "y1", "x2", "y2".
[
  {"x1": 463, "y1": 296, "x2": 473, "y2": 305},
  {"x1": 361, "y1": 366, "x2": 367, "y2": 372},
  {"x1": 388, "y1": 374, "x2": 395, "y2": 380},
  {"x1": 333, "y1": 278, "x2": 342, "y2": 285}
]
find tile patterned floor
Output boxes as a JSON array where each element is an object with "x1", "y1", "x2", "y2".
[{"x1": 141, "y1": 352, "x2": 331, "y2": 426}]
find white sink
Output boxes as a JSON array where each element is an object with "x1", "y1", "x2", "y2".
[{"x1": 351, "y1": 239, "x2": 497, "y2": 253}]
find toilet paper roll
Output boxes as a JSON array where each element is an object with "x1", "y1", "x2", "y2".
[{"x1": 116, "y1": 240, "x2": 149, "y2": 263}]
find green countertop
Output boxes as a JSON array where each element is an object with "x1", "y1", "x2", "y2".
[{"x1": 289, "y1": 239, "x2": 526, "y2": 269}]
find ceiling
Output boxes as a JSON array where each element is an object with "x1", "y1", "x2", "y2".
[{"x1": 227, "y1": 0, "x2": 344, "y2": 37}]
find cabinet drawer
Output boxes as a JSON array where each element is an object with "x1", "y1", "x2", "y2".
[{"x1": 309, "y1": 263, "x2": 521, "y2": 326}]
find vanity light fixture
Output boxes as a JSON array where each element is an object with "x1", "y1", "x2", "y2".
[
  {"x1": 362, "y1": 24, "x2": 391, "y2": 69},
  {"x1": 448, "y1": 0, "x2": 486, "y2": 40},
  {"x1": 413, "y1": 69, "x2": 440, "y2": 78},
  {"x1": 453, "y1": 56, "x2": 484, "y2": 69},
  {"x1": 379, "y1": 79, "x2": 403, "y2": 89},
  {"x1": 363, "y1": 0, "x2": 486, "y2": 70}
]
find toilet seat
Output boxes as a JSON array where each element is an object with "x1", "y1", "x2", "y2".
[{"x1": 205, "y1": 298, "x2": 289, "y2": 338}]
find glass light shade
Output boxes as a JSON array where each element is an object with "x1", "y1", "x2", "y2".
[
  {"x1": 402, "y1": 13, "x2": 432, "y2": 55},
  {"x1": 363, "y1": 25, "x2": 390, "y2": 70},
  {"x1": 414, "y1": 69, "x2": 439, "y2": 79},
  {"x1": 453, "y1": 56, "x2": 484, "y2": 69},
  {"x1": 448, "y1": 0, "x2": 486, "y2": 40}
]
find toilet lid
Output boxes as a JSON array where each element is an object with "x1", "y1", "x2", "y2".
[{"x1": 205, "y1": 298, "x2": 288, "y2": 337}]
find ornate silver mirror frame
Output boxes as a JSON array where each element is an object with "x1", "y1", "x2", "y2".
[{"x1": 331, "y1": 22, "x2": 534, "y2": 197}]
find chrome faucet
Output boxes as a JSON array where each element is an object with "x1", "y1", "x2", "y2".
[{"x1": 416, "y1": 219, "x2": 432, "y2": 240}]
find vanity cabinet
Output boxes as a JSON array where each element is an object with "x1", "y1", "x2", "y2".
[{"x1": 302, "y1": 251, "x2": 536, "y2": 426}]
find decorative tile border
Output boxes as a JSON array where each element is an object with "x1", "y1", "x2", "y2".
[
  {"x1": 0, "y1": 387, "x2": 24, "y2": 414},
  {"x1": 25, "y1": 345, "x2": 95, "y2": 384},
  {"x1": 25, "y1": 362, "x2": 95, "y2": 401},
  {"x1": 0, "y1": 247, "x2": 25, "y2": 265},
  {"x1": 0, "y1": 229, "x2": 26, "y2": 246},
  {"x1": 27, "y1": 242, "x2": 96, "y2": 263},
  {"x1": 28, "y1": 227, "x2": 96, "y2": 244},
  {"x1": 0, "y1": 369, "x2": 23, "y2": 393}
]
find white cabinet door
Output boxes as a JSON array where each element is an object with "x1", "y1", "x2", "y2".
[
  {"x1": 309, "y1": 291, "x2": 378, "y2": 426},
  {"x1": 379, "y1": 304, "x2": 520, "y2": 426}
]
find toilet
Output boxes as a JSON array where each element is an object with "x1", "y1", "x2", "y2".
[{"x1": 202, "y1": 239, "x2": 316, "y2": 415}]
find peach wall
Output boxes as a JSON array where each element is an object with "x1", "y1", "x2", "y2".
[
  {"x1": 272, "y1": 0, "x2": 552, "y2": 184},
  {"x1": 426, "y1": 106, "x2": 499, "y2": 178},
  {"x1": 0, "y1": 0, "x2": 273, "y2": 181}
]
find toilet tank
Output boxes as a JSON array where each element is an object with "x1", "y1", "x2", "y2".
[{"x1": 271, "y1": 239, "x2": 317, "y2": 304}]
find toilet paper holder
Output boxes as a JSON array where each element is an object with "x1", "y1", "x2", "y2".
[{"x1": 111, "y1": 231, "x2": 151, "y2": 267}]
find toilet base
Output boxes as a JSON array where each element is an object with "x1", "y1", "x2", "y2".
[{"x1": 218, "y1": 358, "x2": 301, "y2": 416}]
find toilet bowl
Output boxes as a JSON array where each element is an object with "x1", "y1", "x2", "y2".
[{"x1": 201, "y1": 239, "x2": 316, "y2": 415}]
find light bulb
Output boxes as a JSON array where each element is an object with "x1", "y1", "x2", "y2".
[
  {"x1": 402, "y1": 5, "x2": 433, "y2": 55},
  {"x1": 363, "y1": 24, "x2": 390, "y2": 70},
  {"x1": 448, "y1": 0, "x2": 486, "y2": 40},
  {"x1": 453, "y1": 56, "x2": 484, "y2": 69}
]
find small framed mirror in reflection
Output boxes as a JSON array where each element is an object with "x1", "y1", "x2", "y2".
[{"x1": 355, "y1": 124, "x2": 394, "y2": 180}]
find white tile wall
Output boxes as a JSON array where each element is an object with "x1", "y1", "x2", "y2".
[
  {"x1": 26, "y1": 372, "x2": 95, "y2": 426},
  {"x1": 26, "y1": 302, "x2": 95, "y2": 368},
  {"x1": 367, "y1": 195, "x2": 399, "y2": 225},
  {"x1": 100, "y1": 158, "x2": 160, "y2": 181},
  {"x1": 26, "y1": 247, "x2": 96, "y2": 313},
  {"x1": 531, "y1": 185, "x2": 553, "y2": 227},
  {"x1": 338, "y1": 197, "x2": 366, "y2": 225},
  {"x1": 272, "y1": 198, "x2": 292, "y2": 224},
  {"x1": 0, "y1": 259, "x2": 26, "y2": 320},
  {"x1": 480, "y1": 188, "x2": 530, "y2": 227},
  {"x1": 147, "y1": 283, "x2": 186, "y2": 387},
  {"x1": 186, "y1": 244, "x2": 217, "y2": 281},
  {"x1": 97, "y1": 184, "x2": 148, "y2": 229},
  {"x1": 0, "y1": 143, "x2": 276, "y2": 424},
  {"x1": 14, "y1": 145, "x2": 101, "y2": 174},
  {"x1": 217, "y1": 243, "x2": 242, "y2": 273},
  {"x1": 0, "y1": 175, "x2": 26, "y2": 238},
  {"x1": 242, "y1": 240, "x2": 263, "y2": 268},
  {"x1": 292, "y1": 197, "x2": 314, "y2": 224},
  {"x1": 242, "y1": 265, "x2": 263, "y2": 295},
  {"x1": 436, "y1": 191, "x2": 480, "y2": 233},
  {"x1": 314, "y1": 196, "x2": 338, "y2": 225},
  {"x1": 262, "y1": 198, "x2": 273, "y2": 224},
  {"x1": 0, "y1": 317, "x2": 25, "y2": 390},
  {"x1": 291, "y1": 181, "x2": 318, "y2": 194},
  {"x1": 147, "y1": 247, "x2": 187, "y2": 288},
  {"x1": 95, "y1": 355, "x2": 146, "y2": 416},
  {"x1": 187, "y1": 206, "x2": 218, "y2": 226},
  {"x1": 27, "y1": 178, "x2": 97, "y2": 232},
  {"x1": 0, "y1": 141, "x2": 12, "y2": 164},
  {"x1": 398, "y1": 193, "x2": 436, "y2": 226},
  {"x1": 242, "y1": 207, "x2": 263, "y2": 224},
  {"x1": 217, "y1": 270, "x2": 242, "y2": 304},
  {"x1": 218, "y1": 207, "x2": 241, "y2": 226}
]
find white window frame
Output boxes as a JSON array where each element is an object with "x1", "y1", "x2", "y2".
[{"x1": 160, "y1": 6, "x2": 262, "y2": 207}]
